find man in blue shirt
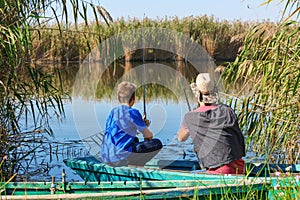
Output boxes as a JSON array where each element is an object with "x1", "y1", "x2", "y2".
[{"x1": 100, "y1": 81, "x2": 163, "y2": 167}]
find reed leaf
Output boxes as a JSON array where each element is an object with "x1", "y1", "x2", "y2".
[
  {"x1": 0, "y1": 0, "x2": 112, "y2": 180},
  {"x1": 223, "y1": 18, "x2": 299, "y2": 163}
]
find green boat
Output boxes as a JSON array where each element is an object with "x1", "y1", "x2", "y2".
[
  {"x1": 61, "y1": 156, "x2": 299, "y2": 199},
  {"x1": 63, "y1": 156, "x2": 300, "y2": 182}
]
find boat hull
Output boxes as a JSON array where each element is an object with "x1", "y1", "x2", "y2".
[{"x1": 63, "y1": 156, "x2": 246, "y2": 182}]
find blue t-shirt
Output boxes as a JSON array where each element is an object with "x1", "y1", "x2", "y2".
[{"x1": 100, "y1": 105, "x2": 147, "y2": 163}]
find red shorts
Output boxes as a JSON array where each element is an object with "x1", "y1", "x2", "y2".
[{"x1": 206, "y1": 158, "x2": 245, "y2": 175}]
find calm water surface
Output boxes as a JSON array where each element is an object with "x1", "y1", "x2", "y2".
[
  {"x1": 20, "y1": 62, "x2": 255, "y2": 182},
  {"x1": 20, "y1": 60, "x2": 200, "y2": 181},
  {"x1": 25, "y1": 98, "x2": 198, "y2": 182}
]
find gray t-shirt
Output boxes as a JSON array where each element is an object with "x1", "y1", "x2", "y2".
[{"x1": 183, "y1": 104, "x2": 245, "y2": 168}]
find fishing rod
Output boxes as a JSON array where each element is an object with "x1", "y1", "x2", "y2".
[
  {"x1": 142, "y1": 43, "x2": 146, "y2": 118},
  {"x1": 142, "y1": 29, "x2": 149, "y2": 126}
]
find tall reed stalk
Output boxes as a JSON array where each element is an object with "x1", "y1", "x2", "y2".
[
  {"x1": 222, "y1": 17, "x2": 299, "y2": 163},
  {"x1": 0, "y1": 0, "x2": 110, "y2": 180}
]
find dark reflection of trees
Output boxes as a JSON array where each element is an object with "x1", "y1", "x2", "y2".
[
  {"x1": 16, "y1": 60, "x2": 203, "y2": 104},
  {"x1": 50, "y1": 60, "x2": 201, "y2": 101},
  {"x1": 27, "y1": 60, "x2": 207, "y2": 105}
]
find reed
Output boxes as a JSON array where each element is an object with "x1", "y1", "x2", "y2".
[
  {"x1": 222, "y1": 19, "x2": 299, "y2": 163},
  {"x1": 29, "y1": 16, "x2": 261, "y2": 63},
  {"x1": 0, "y1": 0, "x2": 109, "y2": 180}
]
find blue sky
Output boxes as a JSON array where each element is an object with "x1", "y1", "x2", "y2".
[{"x1": 99, "y1": 0, "x2": 285, "y2": 22}]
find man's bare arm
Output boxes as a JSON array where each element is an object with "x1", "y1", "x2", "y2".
[{"x1": 177, "y1": 126, "x2": 190, "y2": 142}]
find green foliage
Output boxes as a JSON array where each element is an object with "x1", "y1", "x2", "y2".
[
  {"x1": 0, "y1": 0, "x2": 109, "y2": 180},
  {"x1": 222, "y1": 20, "x2": 299, "y2": 163}
]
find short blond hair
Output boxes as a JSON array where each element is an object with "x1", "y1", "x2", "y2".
[{"x1": 117, "y1": 81, "x2": 136, "y2": 103}]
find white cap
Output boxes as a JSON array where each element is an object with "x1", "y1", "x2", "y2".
[{"x1": 196, "y1": 73, "x2": 215, "y2": 93}]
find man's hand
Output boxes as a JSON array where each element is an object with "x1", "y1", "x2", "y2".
[
  {"x1": 141, "y1": 128, "x2": 153, "y2": 141},
  {"x1": 143, "y1": 115, "x2": 150, "y2": 127}
]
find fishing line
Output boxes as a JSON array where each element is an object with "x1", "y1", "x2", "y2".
[{"x1": 174, "y1": 56, "x2": 191, "y2": 112}]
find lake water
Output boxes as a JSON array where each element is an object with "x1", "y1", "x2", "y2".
[
  {"x1": 20, "y1": 99, "x2": 202, "y2": 182},
  {"x1": 18, "y1": 61, "x2": 255, "y2": 182}
]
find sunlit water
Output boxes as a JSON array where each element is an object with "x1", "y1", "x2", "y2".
[
  {"x1": 22, "y1": 98, "x2": 204, "y2": 181},
  {"x1": 26, "y1": 97, "x2": 251, "y2": 181}
]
